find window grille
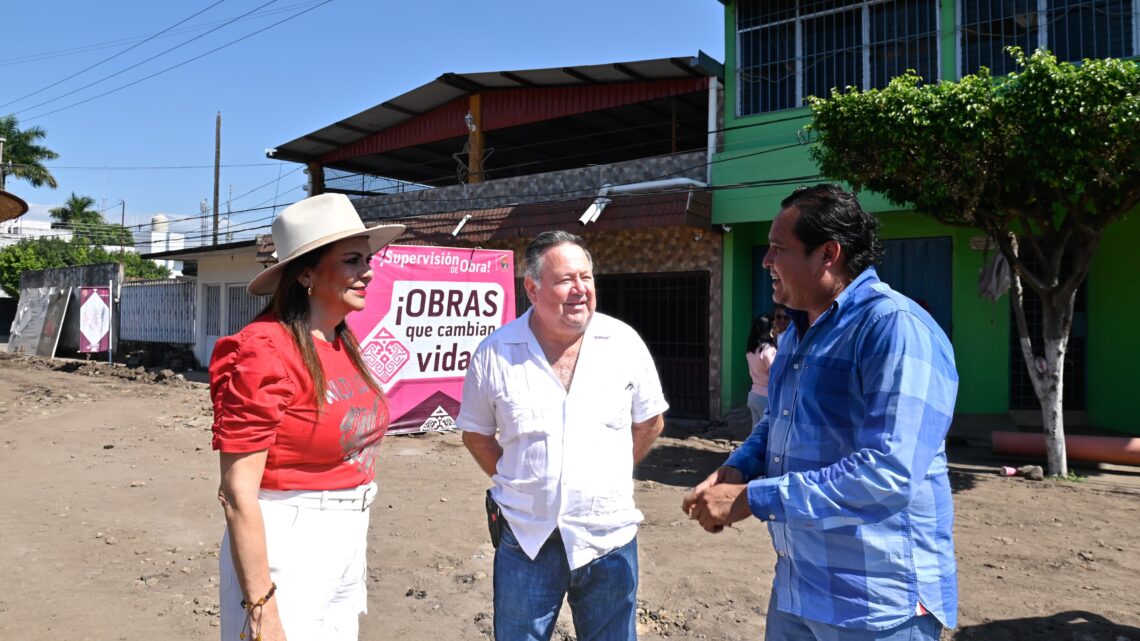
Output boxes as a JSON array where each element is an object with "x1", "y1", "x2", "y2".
[
  {"x1": 204, "y1": 284, "x2": 221, "y2": 336},
  {"x1": 226, "y1": 284, "x2": 267, "y2": 334},
  {"x1": 959, "y1": 0, "x2": 1138, "y2": 77},
  {"x1": 738, "y1": 0, "x2": 940, "y2": 115}
]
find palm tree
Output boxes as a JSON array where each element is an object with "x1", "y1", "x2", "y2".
[
  {"x1": 49, "y1": 192, "x2": 102, "y2": 227},
  {"x1": 0, "y1": 114, "x2": 59, "y2": 190}
]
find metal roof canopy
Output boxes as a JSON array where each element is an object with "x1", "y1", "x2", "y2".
[{"x1": 270, "y1": 53, "x2": 722, "y2": 186}]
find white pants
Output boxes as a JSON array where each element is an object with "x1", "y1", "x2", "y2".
[{"x1": 220, "y1": 482, "x2": 377, "y2": 641}]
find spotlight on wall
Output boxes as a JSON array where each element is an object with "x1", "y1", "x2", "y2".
[
  {"x1": 451, "y1": 213, "x2": 473, "y2": 237},
  {"x1": 579, "y1": 196, "x2": 611, "y2": 225},
  {"x1": 720, "y1": 224, "x2": 733, "y2": 233}
]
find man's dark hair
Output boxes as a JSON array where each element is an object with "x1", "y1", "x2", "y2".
[
  {"x1": 524, "y1": 230, "x2": 593, "y2": 283},
  {"x1": 780, "y1": 184, "x2": 883, "y2": 276}
]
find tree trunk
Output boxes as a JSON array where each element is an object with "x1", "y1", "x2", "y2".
[
  {"x1": 1037, "y1": 292, "x2": 1076, "y2": 477},
  {"x1": 1007, "y1": 235, "x2": 1071, "y2": 477}
]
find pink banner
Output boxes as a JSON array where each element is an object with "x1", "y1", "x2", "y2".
[
  {"x1": 347, "y1": 245, "x2": 516, "y2": 434},
  {"x1": 78, "y1": 287, "x2": 111, "y2": 353}
]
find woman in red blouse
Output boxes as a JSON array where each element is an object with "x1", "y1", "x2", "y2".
[{"x1": 210, "y1": 194, "x2": 403, "y2": 641}]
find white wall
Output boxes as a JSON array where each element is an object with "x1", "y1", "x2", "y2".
[{"x1": 192, "y1": 247, "x2": 268, "y2": 366}]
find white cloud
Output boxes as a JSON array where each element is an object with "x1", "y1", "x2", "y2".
[{"x1": 23, "y1": 202, "x2": 54, "y2": 223}]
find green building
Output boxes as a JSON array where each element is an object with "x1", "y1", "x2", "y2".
[{"x1": 712, "y1": 0, "x2": 1140, "y2": 436}]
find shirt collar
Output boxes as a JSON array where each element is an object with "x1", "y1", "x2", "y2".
[{"x1": 787, "y1": 267, "x2": 881, "y2": 336}]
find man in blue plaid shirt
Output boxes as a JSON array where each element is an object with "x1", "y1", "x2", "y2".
[{"x1": 684, "y1": 185, "x2": 958, "y2": 641}]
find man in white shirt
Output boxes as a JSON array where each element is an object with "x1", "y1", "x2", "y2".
[{"x1": 458, "y1": 230, "x2": 668, "y2": 641}]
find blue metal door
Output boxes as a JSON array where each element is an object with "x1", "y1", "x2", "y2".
[{"x1": 752, "y1": 236, "x2": 953, "y2": 338}]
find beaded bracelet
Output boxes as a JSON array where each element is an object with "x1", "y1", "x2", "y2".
[
  {"x1": 241, "y1": 582, "x2": 277, "y2": 610},
  {"x1": 239, "y1": 582, "x2": 277, "y2": 640}
]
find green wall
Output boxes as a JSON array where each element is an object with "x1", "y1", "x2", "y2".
[
  {"x1": 714, "y1": 0, "x2": 1137, "y2": 435},
  {"x1": 1087, "y1": 211, "x2": 1140, "y2": 434},
  {"x1": 718, "y1": 212, "x2": 1011, "y2": 416}
]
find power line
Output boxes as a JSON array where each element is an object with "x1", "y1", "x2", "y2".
[
  {"x1": 14, "y1": 0, "x2": 285, "y2": 118},
  {"x1": 0, "y1": 2, "x2": 326, "y2": 68},
  {"x1": 230, "y1": 165, "x2": 303, "y2": 203},
  {"x1": 0, "y1": 0, "x2": 229, "y2": 109},
  {"x1": 22, "y1": 0, "x2": 335, "y2": 122},
  {"x1": 42, "y1": 162, "x2": 283, "y2": 170}
]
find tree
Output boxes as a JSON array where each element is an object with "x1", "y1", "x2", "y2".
[
  {"x1": 49, "y1": 192, "x2": 102, "y2": 227},
  {"x1": 48, "y1": 192, "x2": 135, "y2": 247},
  {"x1": 0, "y1": 114, "x2": 59, "y2": 190},
  {"x1": 807, "y1": 49, "x2": 1140, "y2": 477},
  {"x1": 0, "y1": 237, "x2": 170, "y2": 297}
]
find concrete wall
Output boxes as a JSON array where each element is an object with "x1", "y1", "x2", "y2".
[
  {"x1": 192, "y1": 247, "x2": 265, "y2": 366},
  {"x1": 17, "y1": 263, "x2": 122, "y2": 353}
]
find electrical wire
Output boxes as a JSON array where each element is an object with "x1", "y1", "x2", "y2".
[
  {"x1": 0, "y1": 0, "x2": 229, "y2": 109},
  {"x1": 0, "y1": 1, "x2": 327, "y2": 68},
  {"x1": 22, "y1": 0, "x2": 335, "y2": 122},
  {"x1": 12, "y1": 0, "x2": 282, "y2": 116}
]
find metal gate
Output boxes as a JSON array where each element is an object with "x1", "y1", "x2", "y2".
[
  {"x1": 595, "y1": 272, "x2": 710, "y2": 418},
  {"x1": 514, "y1": 271, "x2": 711, "y2": 418},
  {"x1": 119, "y1": 280, "x2": 195, "y2": 343}
]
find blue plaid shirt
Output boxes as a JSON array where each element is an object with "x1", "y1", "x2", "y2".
[{"x1": 725, "y1": 268, "x2": 958, "y2": 631}]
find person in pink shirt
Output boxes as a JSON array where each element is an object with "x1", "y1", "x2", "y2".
[{"x1": 745, "y1": 314, "x2": 778, "y2": 427}]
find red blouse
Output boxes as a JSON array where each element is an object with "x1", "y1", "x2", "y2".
[{"x1": 210, "y1": 315, "x2": 389, "y2": 491}]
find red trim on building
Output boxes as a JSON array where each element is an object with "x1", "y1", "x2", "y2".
[
  {"x1": 319, "y1": 78, "x2": 709, "y2": 165},
  {"x1": 321, "y1": 97, "x2": 469, "y2": 164},
  {"x1": 481, "y1": 78, "x2": 709, "y2": 131}
]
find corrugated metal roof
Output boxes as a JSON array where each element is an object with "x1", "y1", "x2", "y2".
[
  {"x1": 386, "y1": 191, "x2": 713, "y2": 245},
  {"x1": 270, "y1": 53, "x2": 722, "y2": 166}
]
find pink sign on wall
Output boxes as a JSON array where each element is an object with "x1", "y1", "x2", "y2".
[
  {"x1": 78, "y1": 287, "x2": 111, "y2": 353},
  {"x1": 347, "y1": 245, "x2": 516, "y2": 434}
]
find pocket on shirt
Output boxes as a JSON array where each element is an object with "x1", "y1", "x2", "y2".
[{"x1": 602, "y1": 387, "x2": 634, "y2": 430}]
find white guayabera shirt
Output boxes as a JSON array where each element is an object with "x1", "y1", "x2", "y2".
[{"x1": 458, "y1": 308, "x2": 669, "y2": 569}]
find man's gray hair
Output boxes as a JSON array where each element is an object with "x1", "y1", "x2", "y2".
[{"x1": 524, "y1": 230, "x2": 593, "y2": 285}]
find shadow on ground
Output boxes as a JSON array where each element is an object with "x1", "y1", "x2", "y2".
[
  {"x1": 637, "y1": 443, "x2": 730, "y2": 488},
  {"x1": 953, "y1": 610, "x2": 1139, "y2": 640}
]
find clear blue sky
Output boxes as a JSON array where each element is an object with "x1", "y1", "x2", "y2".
[{"x1": 2, "y1": 0, "x2": 724, "y2": 243}]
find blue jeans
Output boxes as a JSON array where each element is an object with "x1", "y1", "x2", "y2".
[
  {"x1": 494, "y1": 526, "x2": 638, "y2": 641},
  {"x1": 765, "y1": 592, "x2": 943, "y2": 641}
]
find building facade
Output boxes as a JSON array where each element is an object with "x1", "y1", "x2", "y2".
[{"x1": 713, "y1": 0, "x2": 1140, "y2": 435}]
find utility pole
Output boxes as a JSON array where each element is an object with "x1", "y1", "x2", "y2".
[
  {"x1": 0, "y1": 136, "x2": 7, "y2": 190},
  {"x1": 213, "y1": 111, "x2": 221, "y2": 245},
  {"x1": 467, "y1": 94, "x2": 484, "y2": 184},
  {"x1": 118, "y1": 199, "x2": 126, "y2": 266}
]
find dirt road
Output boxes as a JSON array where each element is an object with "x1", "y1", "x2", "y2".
[{"x1": 1, "y1": 354, "x2": 1137, "y2": 640}]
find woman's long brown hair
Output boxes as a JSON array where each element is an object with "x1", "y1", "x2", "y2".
[{"x1": 262, "y1": 245, "x2": 383, "y2": 409}]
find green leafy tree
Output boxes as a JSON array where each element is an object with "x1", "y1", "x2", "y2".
[
  {"x1": 49, "y1": 192, "x2": 102, "y2": 227},
  {"x1": 0, "y1": 114, "x2": 59, "y2": 190},
  {"x1": 0, "y1": 237, "x2": 169, "y2": 297},
  {"x1": 807, "y1": 49, "x2": 1140, "y2": 477},
  {"x1": 48, "y1": 192, "x2": 135, "y2": 247}
]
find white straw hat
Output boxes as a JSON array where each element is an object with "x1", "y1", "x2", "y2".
[{"x1": 247, "y1": 193, "x2": 404, "y2": 295}]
